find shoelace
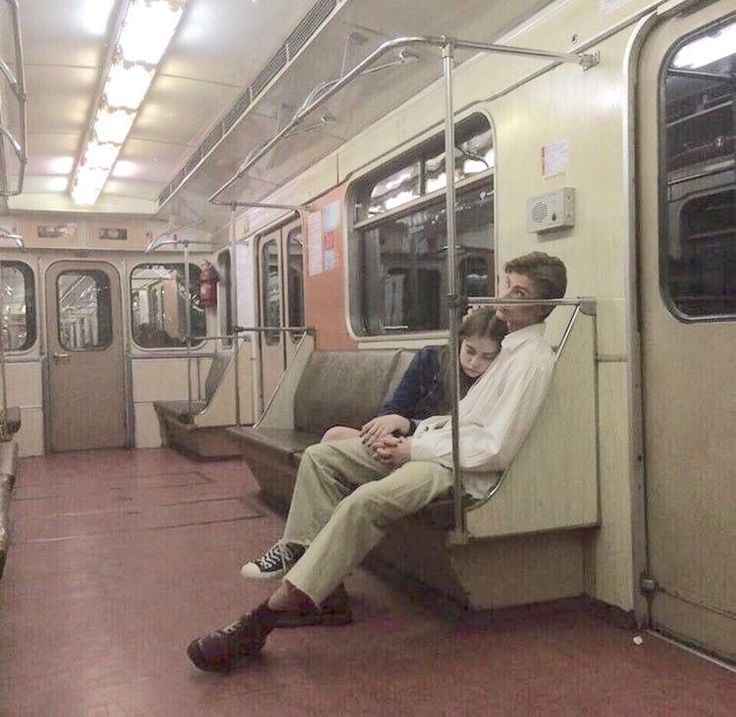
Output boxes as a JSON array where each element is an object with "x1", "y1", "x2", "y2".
[{"x1": 257, "y1": 542, "x2": 295, "y2": 569}]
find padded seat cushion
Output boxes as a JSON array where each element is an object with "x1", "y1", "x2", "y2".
[
  {"x1": 0, "y1": 440, "x2": 18, "y2": 482},
  {"x1": 0, "y1": 406, "x2": 21, "y2": 436},
  {"x1": 231, "y1": 427, "x2": 319, "y2": 463},
  {"x1": 293, "y1": 350, "x2": 400, "y2": 435},
  {"x1": 153, "y1": 399, "x2": 207, "y2": 423}
]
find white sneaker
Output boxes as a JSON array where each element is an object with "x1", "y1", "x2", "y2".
[{"x1": 240, "y1": 541, "x2": 306, "y2": 581}]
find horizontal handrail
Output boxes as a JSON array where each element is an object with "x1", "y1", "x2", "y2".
[{"x1": 127, "y1": 352, "x2": 222, "y2": 361}]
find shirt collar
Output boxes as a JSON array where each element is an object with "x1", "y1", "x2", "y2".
[{"x1": 500, "y1": 322, "x2": 546, "y2": 352}]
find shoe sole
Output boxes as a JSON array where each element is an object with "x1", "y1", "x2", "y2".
[
  {"x1": 186, "y1": 636, "x2": 267, "y2": 673},
  {"x1": 269, "y1": 609, "x2": 352, "y2": 628},
  {"x1": 240, "y1": 563, "x2": 286, "y2": 581}
]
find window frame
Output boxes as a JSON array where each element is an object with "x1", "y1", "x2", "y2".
[
  {"x1": 347, "y1": 111, "x2": 496, "y2": 339},
  {"x1": 0, "y1": 259, "x2": 38, "y2": 353},
  {"x1": 56, "y1": 269, "x2": 113, "y2": 351}
]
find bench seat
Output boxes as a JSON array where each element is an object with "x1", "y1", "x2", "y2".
[
  {"x1": 0, "y1": 406, "x2": 21, "y2": 436},
  {"x1": 0, "y1": 439, "x2": 19, "y2": 579}
]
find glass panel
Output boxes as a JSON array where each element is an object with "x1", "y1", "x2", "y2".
[
  {"x1": 662, "y1": 19, "x2": 736, "y2": 319},
  {"x1": 57, "y1": 270, "x2": 112, "y2": 350},
  {"x1": 216, "y1": 250, "x2": 233, "y2": 346},
  {"x1": 0, "y1": 261, "x2": 36, "y2": 351},
  {"x1": 424, "y1": 128, "x2": 494, "y2": 194},
  {"x1": 360, "y1": 182, "x2": 494, "y2": 334},
  {"x1": 129, "y1": 264, "x2": 205, "y2": 348},
  {"x1": 261, "y1": 240, "x2": 281, "y2": 345},
  {"x1": 286, "y1": 227, "x2": 304, "y2": 342}
]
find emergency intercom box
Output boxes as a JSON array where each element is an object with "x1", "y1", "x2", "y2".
[{"x1": 527, "y1": 188, "x2": 575, "y2": 234}]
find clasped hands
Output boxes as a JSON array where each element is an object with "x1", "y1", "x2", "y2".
[{"x1": 359, "y1": 414, "x2": 412, "y2": 467}]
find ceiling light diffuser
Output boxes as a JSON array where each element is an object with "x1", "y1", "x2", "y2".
[{"x1": 71, "y1": 0, "x2": 187, "y2": 205}]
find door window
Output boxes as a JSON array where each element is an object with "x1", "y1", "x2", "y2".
[
  {"x1": 261, "y1": 240, "x2": 281, "y2": 345},
  {"x1": 661, "y1": 18, "x2": 736, "y2": 320},
  {"x1": 286, "y1": 227, "x2": 304, "y2": 341},
  {"x1": 57, "y1": 270, "x2": 113, "y2": 350}
]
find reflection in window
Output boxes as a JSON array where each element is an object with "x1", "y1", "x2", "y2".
[
  {"x1": 360, "y1": 184, "x2": 493, "y2": 334},
  {"x1": 0, "y1": 261, "x2": 36, "y2": 351},
  {"x1": 216, "y1": 250, "x2": 233, "y2": 346},
  {"x1": 286, "y1": 228, "x2": 304, "y2": 341},
  {"x1": 357, "y1": 114, "x2": 494, "y2": 222},
  {"x1": 662, "y1": 19, "x2": 736, "y2": 319},
  {"x1": 130, "y1": 264, "x2": 205, "y2": 348},
  {"x1": 57, "y1": 270, "x2": 112, "y2": 350},
  {"x1": 261, "y1": 240, "x2": 281, "y2": 345}
]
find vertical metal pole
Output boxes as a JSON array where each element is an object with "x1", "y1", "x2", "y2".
[
  {"x1": 442, "y1": 41, "x2": 466, "y2": 543},
  {"x1": 230, "y1": 204, "x2": 241, "y2": 427},
  {"x1": 183, "y1": 241, "x2": 192, "y2": 415}
]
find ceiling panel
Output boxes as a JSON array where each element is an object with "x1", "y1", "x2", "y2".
[
  {"x1": 113, "y1": 138, "x2": 189, "y2": 183},
  {"x1": 164, "y1": 0, "x2": 317, "y2": 86},
  {"x1": 132, "y1": 75, "x2": 244, "y2": 147}
]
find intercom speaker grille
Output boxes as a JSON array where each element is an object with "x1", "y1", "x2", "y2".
[{"x1": 531, "y1": 201, "x2": 548, "y2": 223}]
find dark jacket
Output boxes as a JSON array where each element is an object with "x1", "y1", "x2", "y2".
[{"x1": 378, "y1": 346, "x2": 447, "y2": 431}]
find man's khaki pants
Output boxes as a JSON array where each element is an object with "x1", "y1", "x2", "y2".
[{"x1": 282, "y1": 437, "x2": 454, "y2": 605}]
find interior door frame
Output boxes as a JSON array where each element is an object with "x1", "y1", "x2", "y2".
[{"x1": 43, "y1": 257, "x2": 130, "y2": 451}]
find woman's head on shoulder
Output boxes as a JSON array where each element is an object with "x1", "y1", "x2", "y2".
[{"x1": 458, "y1": 308, "x2": 507, "y2": 379}]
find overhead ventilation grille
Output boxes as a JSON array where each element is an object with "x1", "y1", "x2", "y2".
[
  {"x1": 251, "y1": 45, "x2": 288, "y2": 99},
  {"x1": 158, "y1": 0, "x2": 338, "y2": 207}
]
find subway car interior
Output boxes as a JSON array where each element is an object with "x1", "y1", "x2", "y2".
[{"x1": 0, "y1": 0, "x2": 735, "y2": 713}]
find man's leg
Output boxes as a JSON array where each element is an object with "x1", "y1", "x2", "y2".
[
  {"x1": 242, "y1": 437, "x2": 391, "y2": 580},
  {"x1": 282, "y1": 437, "x2": 392, "y2": 545},
  {"x1": 284, "y1": 459, "x2": 453, "y2": 607}
]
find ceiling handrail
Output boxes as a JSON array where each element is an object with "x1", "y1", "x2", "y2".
[
  {"x1": 208, "y1": 34, "x2": 598, "y2": 203},
  {"x1": 0, "y1": 0, "x2": 27, "y2": 197}
]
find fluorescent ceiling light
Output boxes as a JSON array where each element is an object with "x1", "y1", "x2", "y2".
[
  {"x1": 71, "y1": 184, "x2": 102, "y2": 206},
  {"x1": 83, "y1": 141, "x2": 121, "y2": 170},
  {"x1": 72, "y1": 0, "x2": 187, "y2": 205},
  {"x1": 119, "y1": 0, "x2": 185, "y2": 65},
  {"x1": 672, "y1": 23, "x2": 736, "y2": 69},
  {"x1": 104, "y1": 61, "x2": 154, "y2": 110},
  {"x1": 93, "y1": 107, "x2": 135, "y2": 144}
]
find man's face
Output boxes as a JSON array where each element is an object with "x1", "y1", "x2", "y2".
[{"x1": 495, "y1": 272, "x2": 546, "y2": 331}]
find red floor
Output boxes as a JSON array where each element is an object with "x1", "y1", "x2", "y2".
[{"x1": 1, "y1": 448, "x2": 734, "y2": 716}]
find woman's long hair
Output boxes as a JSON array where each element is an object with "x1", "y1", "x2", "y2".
[{"x1": 436, "y1": 309, "x2": 507, "y2": 413}]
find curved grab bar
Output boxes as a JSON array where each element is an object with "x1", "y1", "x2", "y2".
[{"x1": 0, "y1": 0, "x2": 27, "y2": 197}]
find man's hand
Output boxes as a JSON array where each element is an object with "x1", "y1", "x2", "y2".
[
  {"x1": 375, "y1": 435, "x2": 412, "y2": 467},
  {"x1": 360, "y1": 414, "x2": 411, "y2": 447}
]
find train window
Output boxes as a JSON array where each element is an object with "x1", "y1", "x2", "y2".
[
  {"x1": 216, "y1": 250, "x2": 233, "y2": 347},
  {"x1": 661, "y1": 19, "x2": 736, "y2": 320},
  {"x1": 129, "y1": 264, "x2": 205, "y2": 348},
  {"x1": 286, "y1": 227, "x2": 304, "y2": 342},
  {"x1": 261, "y1": 239, "x2": 281, "y2": 345},
  {"x1": 57, "y1": 270, "x2": 113, "y2": 350},
  {"x1": 0, "y1": 261, "x2": 37, "y2": 351},
  {"x1": 351, "y1": 113, "x2": 494, "y2": 337}
]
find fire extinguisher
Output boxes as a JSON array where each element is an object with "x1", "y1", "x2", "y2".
[{"x1": 199, "y1": 260, "x2": 218, "y2": 308}]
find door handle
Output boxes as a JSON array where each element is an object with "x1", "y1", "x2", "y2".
[{"x1": 53, "y1": 352, "x2": 71, "y2": 364}]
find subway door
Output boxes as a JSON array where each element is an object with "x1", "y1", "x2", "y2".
[
  {"x1": 45, "y1": 261, "x2": 127, "y2": 451},
  {"x1": 257, "y1": 229, "x2": 285, "y2": 406},
  {"x1": 637, "y1": 5, "x2": 736, "y2": 660}
]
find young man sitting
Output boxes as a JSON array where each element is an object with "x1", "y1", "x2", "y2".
[{"x1": 188, "y1": 251, "x2": 567, "y2": 672}]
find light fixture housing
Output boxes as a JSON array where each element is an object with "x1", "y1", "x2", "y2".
[{"x1": 71, "y1": 0, "x2": 187, "y2": 206}]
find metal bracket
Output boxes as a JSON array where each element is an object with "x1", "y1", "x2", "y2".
[{"x1": 640, "y1": 573, "x2": 659, "y2": 595}]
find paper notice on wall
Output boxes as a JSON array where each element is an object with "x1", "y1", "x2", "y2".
[
  {"x1": 307, "y1": 210, "x2": 323, "y2": 276},
  {"x1": 322, "y1": 200, "x2": 340, "y2": 232},
  {"x1": 542, "y1": 139, "x2": 569, "y2": 179}
]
